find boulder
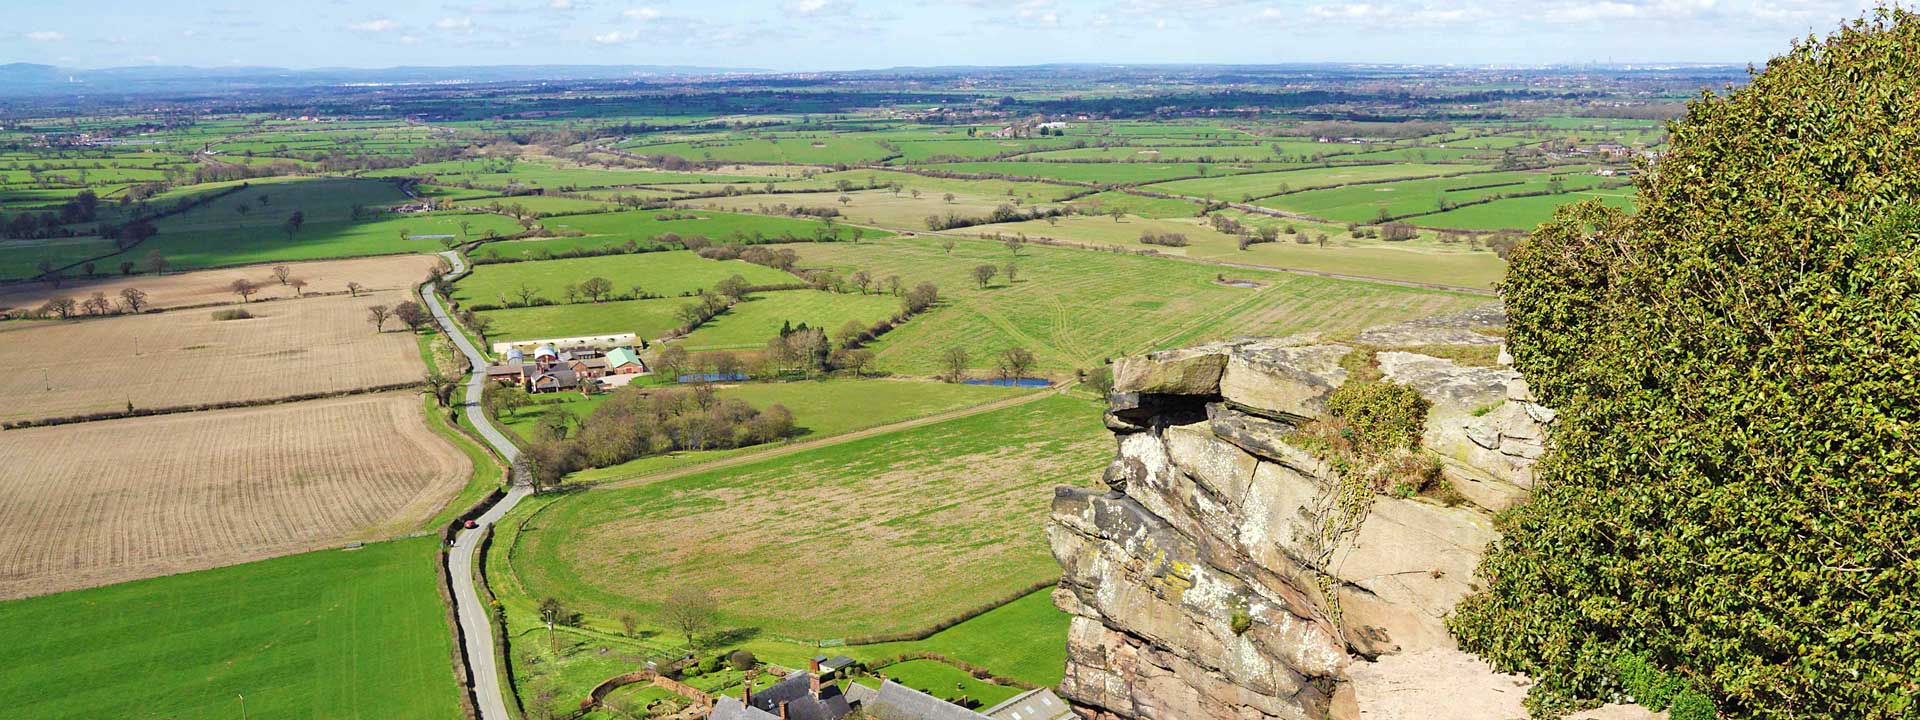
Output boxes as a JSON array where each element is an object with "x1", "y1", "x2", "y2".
[
  {"x1": 1221, "y1": 342, "x2": 1351, "y2": 420},
  {"x1": 1113, "y1": 344, "x2": 1233, "y2": 396}
]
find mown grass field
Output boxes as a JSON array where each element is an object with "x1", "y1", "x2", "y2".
[
  {"x1": 790, "y1": 234, "x2": 1488, "y2": 375},
  {"x1": 0, "y1": 537, "x2": 461, "y2": 720},
  {"x1": 503, "y1": 392, "x2": 1105, "y2": 640},
  {"x1": 1258, "y1": 170, "x2": 1612, "y2": 225},
  {"x1": 454, "y1": 250, "x2": 795, "y2": 306}
]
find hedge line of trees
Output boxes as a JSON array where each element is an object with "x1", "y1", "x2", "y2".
[{"x1": 521, "y1": 385, "x2": 796, "y2": 488}]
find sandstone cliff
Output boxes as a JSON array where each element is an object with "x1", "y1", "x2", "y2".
[{"x1": 1048, "y1": 306, "x2": 1578, "y2": 720}]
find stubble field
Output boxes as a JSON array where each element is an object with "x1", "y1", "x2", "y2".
[
  {"x1": 0, "y1": 289, "x2": 426, "y2": 422},
  {"x1": 0, "y1": 254, "x2": 440, "y2": 315},
  {"x1": 0, "y1": 392, "x2": 470, "y2": 599}
]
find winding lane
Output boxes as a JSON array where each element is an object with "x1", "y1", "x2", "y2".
[{"x1": 424, "y1": 250, "x2": 528, "y2": 720}]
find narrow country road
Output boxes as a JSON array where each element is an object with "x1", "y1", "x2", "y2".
[{"x1": 425, "y1": 250, "x2": 527, "y2": 720}]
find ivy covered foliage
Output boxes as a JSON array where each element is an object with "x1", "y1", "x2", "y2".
[{"x1": 1450, "y1": 10, "x2": 1920, "y2": 719}]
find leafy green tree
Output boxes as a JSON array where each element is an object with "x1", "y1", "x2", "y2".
[{"x1": 1450, "y1": 12, "x2": 1920, "y2": 718}]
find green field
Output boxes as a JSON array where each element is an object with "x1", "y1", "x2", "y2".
[
  {"x1": 499, "y1": 378, "x2": 1027, "y2": 446},
  {"x1": 791, "y1": 234, "x2": 1488, "y2": 374},
  {"x1": 503, "y1": 392, "x2": 1106, "y2": 640},
  {"x1": 110, "y1": 177, "x2": 524, "y2": 271},
  {"x1": 477, "y1": 296, "x2": 688, "y2": 343},
  {"x1": 1147, "y1": 163, "x2": 1483, "y2": 200},
  {"x1": 455, "y1": 249, "x2": 796, "y2": 306},
  {"x1": 1406, "y1": 189, "x2": 1638, "y2": 230},
  {"x1": 0, "y1": 537, "x2": 460, "y2": 720},
  {"x1": 677, "y1": 289, "x2": 906, "y2": 352}
]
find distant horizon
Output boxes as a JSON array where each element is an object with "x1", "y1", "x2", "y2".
[
  {"x1": 1, "y1": 59, "x2": 1758, "y2": 73},
  {"x1": 0, "y1": 0, "x2": 1881, "y2": 71}
]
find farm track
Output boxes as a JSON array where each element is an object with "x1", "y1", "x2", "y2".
[{"x1": 426, "y1": 250, "x2": 529, "y2": 720}]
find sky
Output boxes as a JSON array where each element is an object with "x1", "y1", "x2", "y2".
[{"x1": 0, "y1": 0, "x2": 1889, "y2": 71}]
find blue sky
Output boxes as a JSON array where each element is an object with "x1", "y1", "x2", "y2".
[{"x1": 0, "y1": 0, "x2": 1884, "y2": 70}]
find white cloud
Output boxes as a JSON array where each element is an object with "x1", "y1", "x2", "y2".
[
  {"x1": 435, "y1": 16, "x2": 477, "y2": 31},
  {"x1": 622, "y1": 7, "x2": 662, "y2": 20},
  {"x1": 785, "y1": 0, "x2": 851, "y2": 16},
  {"x1": 593, "y1": 29, "x2": 636, "y2": 43},
  {"x1": 347, "y1": 18, "x2": 399, "y2": 32},
  {"x1": 550, "y1": 0, "x2": 575, "y2": 8},
  {"x1": 402, "y1": 35, "x2": 423, "y2": 44},
  {"x1": 26, "y1": 31, "x2": 66, "y2": 42}
]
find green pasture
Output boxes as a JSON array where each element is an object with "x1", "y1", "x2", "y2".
[
  {"x1": 477, "y1": 297, "x2": 688, "y2": 343},
  {"x1": 0, "y1": 538, "x2": 461, "y2": 720},
  {"x1": 454, "y1": 249, "x2": 795, "y2": 306},
  {"x1": 790, "y1": 233, "x2": 1487, "y2": 375},
  {"x1": 1405, "y1": 189, "x2": 1638, "y2": 230},
  {"x1": 1147, "y1": 163, "x2": 1483, "y2": 200},
  {"x1": 502, "y1": 392, "x2": 1106, "y2": 640},
  {"x1": 678, "y1": 289, "x2": 904, "y2": 352}
]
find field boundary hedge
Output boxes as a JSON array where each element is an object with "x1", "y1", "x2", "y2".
[
  {"x1": 0, "y1": 381, "x2": 425, "y2": 430},
  {"x1": 836, "y1": 578, "x2": 1057, "y2": 646}
]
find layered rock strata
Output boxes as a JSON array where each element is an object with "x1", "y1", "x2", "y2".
[{"x1": 1049, "y1": 308, "x2": 1553, "y2": 720}]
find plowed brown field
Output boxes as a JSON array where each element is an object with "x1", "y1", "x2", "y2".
[
  {"x1": 0, "y1": 392, "x2": 469, "y2": 599},
  {"x1": 0, "y1": 289, "x2": 425, "y2": 422},
  {"x1": 0, "y1": 254, "x2": 440, "y2": 314}
]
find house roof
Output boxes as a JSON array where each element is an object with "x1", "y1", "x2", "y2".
[
  {"x1": 486, "y1": 363, "x2": 523, "y2": 375},
  {"x1": 981, "y1": 688, "x2": 1071, "y2": 720},
  {"x1": 743, "y1": 672, "x2": 851, "y2": 720},
  {"x1": 606, "y1": 347, "x2": 643, "y2": 368},
  {"x1": 709, "y1": 696, "x2": 780, "y2": 720},
  {"x1": 816, "y1": 655, "x2": 856, "y2": 672},
  {"x1": 864, "y1": 680, "x2": 992, "y2": 720},
  {"x1": 534, "y1": 344, "x2": 558, "y2": 357}
]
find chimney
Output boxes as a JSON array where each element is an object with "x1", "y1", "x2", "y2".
[
  {"x1": 810, "y1": 656, "x2": 822, "y2": 673},
  {"x1": 779, "y1": 701, "x2": 789, "y2": 720},
  {"x1": 743, "y1": 682, "x2": 752, "y2": 707},
  {"x1": 810, "y1": 672, "x2": 821, "y2": 697}
]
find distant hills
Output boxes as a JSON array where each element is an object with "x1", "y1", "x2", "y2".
[{"x1": 0, "y1": 63, "x2": 760, "y2": 96}]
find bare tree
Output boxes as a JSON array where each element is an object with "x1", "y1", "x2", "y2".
[
  {"x1": 662, "y1": 585, "x2": 719, "y2": 652},
  {"x1": 82, "y1": 292, "x2": 113, "y2": 316},
  {"x1": 940, "y1": 239, "x2": 956, "y2": 254},
  {"x1": 998, "y1": 346, "x2": 1036, "y2": 381},
  {"x1": 144, "y1": 250, "x2": 168, "y2": 276},
  {"x1": 272, "y1": 265, "x2": 291, "y2": 285},
  {"x1": 118, "y1": 287, "x2": 148, "y2": 314},
  {"x1": 424, "y1": 370, "x2": 459, "y2": 407},
  {"x1": 393, "y1": 301, "x2": 429, "y2": 332},
  {"x1": 943, "y1": 192, "x2": 956, "y2": 204},
  {"x1": 40, "y1": 297, "x2": 78, "y2": 320},
  {"x1": 942, "y1": 347, "x2": 970, "y2": 383},
  {"x1": 1003, "y1": 262, "x2": 1018, "y2": 284},
  {"x1": 288, "y1": 278, "x2": 308, "y2": 296},
  {"x1": 513, "y1": 283, "x2": 537, "y2": 307},
  {"x1": 367, "y1": 304, "x2": 392, "y2": 332},
  {"x1": 346, "y1": 281, "x2": 364, "y2": 297},
  {"x1": 230, "y1": 279, "x2": 259, "y2": 303}
]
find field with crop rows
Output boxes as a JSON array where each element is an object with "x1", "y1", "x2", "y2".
[
  {"x1": 0, "y1": 290, "x2": 426, "y2": 422},
  {"x1": 0, "y1": 392, "x2": 469, "y2": 599}
]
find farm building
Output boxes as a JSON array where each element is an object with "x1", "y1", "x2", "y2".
[
  {"x1": 605, "y1": 347, "x2": 648, "y2": 375},
  {"x1": 706, "y1": 662, "x2": 996, "y2": 720},
  {"x1": 980, "y1": 689, "x2": 1071, "y2": 720}
]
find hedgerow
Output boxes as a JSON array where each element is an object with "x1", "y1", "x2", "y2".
[{"x1": 1449, "y1": 10, "x2": 1920, "y2": 718}]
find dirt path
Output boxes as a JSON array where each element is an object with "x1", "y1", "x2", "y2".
[{"x1": 600, "y1": 383, "x2": 1072, "y2": 490}]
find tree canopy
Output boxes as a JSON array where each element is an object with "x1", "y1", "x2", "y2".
[{"x1": 1450, "y1": 10, "x2": 1920, "y2": 718}]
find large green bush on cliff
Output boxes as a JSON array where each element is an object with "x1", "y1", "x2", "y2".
[{"x1": 1449, "y1": 10, "x2": 1920, "y2": 719}]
